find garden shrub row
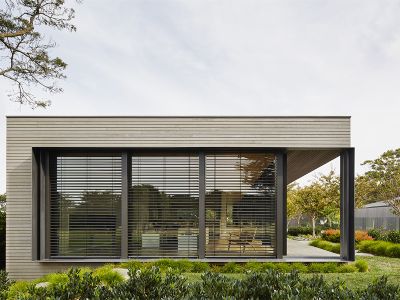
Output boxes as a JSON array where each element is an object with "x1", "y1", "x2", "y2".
[
  {"x1": 310, "y1": 239, "x2": 341, "y2": 254},
  {"x1": 118, "y1": 258, "x2": 366, "y2": 274},
  {"x1": 321, "y1": 230, "x2": 373, "y2": 244},
  {"x1": 368, "y1": 229, "x2": 400, "y2": 244},
  {"x1": 358, "y1": 240, "x2": 400, "y2": 258},
  {"x1": 288, "y1": 226, "x2": 314, "y2": 236},
  {"x1": 1, "y1": 267, "x2": 398, "y2": 300}
]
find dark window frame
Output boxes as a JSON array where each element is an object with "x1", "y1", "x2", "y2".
[{"x1": 32, "y1": 147, "x2": 284, "y2": 261}]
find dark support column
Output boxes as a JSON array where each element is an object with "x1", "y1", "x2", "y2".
[
  {"x1": 39, "y1": 151, "x2": 49, "y2": 260},
  {"x1": 121, "y1": 152, "x2": 130, "y2": 259},
  {"x1": 276, "y1": 152, "x2": 285, "y2": 259},
  {"x1": 282, "y1": 152, "x2": 287, "y2": 256},
  {"x1": 340, "y1": 148, "x2": 355, "y2": 261},
  {"x1": 32, "y1": 150, "x2": 40, "y2": 260},
  {"x1": 198, "y1": 152, "x2": 206, "y2": 259}
]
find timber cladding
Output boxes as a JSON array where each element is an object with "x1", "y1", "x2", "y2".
[{"x1": 6, "y1": 116, "x2": 350, "y2": 279}]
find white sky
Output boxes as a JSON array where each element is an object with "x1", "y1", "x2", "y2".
[{"x1": 1, "y1": 0, "x2": 400, "y2": 193}]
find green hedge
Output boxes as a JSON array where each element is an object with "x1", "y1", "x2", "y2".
[
  {"x1": 288, "y1": 226, "x2": 314, "y2": 236},
  {"x1": 368, "y1": 229, "x2": 400, "y2": 244},
  {"x1": 1, "y1": 267, "x2": 397, "y2": 300},
  {"x1": 358, "y1": 240, "x2": 400, "y2": 258},
  {"x1": 309, "y1": 239, "x2": 341, "y2": 254}
]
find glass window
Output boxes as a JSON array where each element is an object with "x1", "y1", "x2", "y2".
[
  {"x1": 128, "y1": 154, "x2": 199, "y2": 257},
  {"x1": 205, "y1": 153, "x2": 276, "y2": 257},
  {"x1": 49, "y1": 154, "x2": 122, "y2": 257}
]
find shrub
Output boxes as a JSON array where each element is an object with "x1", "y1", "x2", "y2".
[
  {"x1": 153, "y1": 259, "x2": 193, "y2": 272},
  {"x1": 386, "y1": 230, "x2": 400, "y2": 244},
  {"x1": 92, "y1": 264, "x2": 124, "y2": 286},
  {"x1": 191, "y1": 261, "x2": 210, "y2": 273},
  {"x1": 40, "y1": 272, "x2": 69, "y2": 286},
  {"x1": 336, "y1": 264, "x2": 358, "y2": 273},
  {"x1": 7, "y1": 281, "x2": 34, "y2": 299},
  {"x1": 358, "y1": 240, "x2": 400, "y2": 258},
  {"x1": 355, "y1": 260, "x2": 369, "y2": 272},
  {"x1": 368, "y1": 228, "x2": 383, "y2": 240},
  {"x1": 220, "y1": 262, "x2": 243, "y2": 273},
  {"x1": 119, "y1": 260, "x2": 144, "y2": 270},
  {"x1": 321, "y1": 229, "x2": 340, "y2": 243},
  {"x1": 355, "y1": 230, "x2": 373, "y2": 243},
  {"x1": 367, "y1": 229, "x2": 400, "y2": 244},
  {"x1": 386, "y1": 244, "x2": 400, "y2": 258},
  {"x1": 288, "y1": 226, "x2": 313, "y2": 236},
  {"x1": 289, "y1": 262, "x2": 308, "y2": 273},
  {"x1": 307, "y1": 263, "x2": 326, "y2": 273},
  {"x1": 244, "y1": 261, "x2": 264, "y2": 272},
  {"x1": 309, "y1": 239, "x2": 340, "y2": 254},
  {"x1": 359, "y1": 276, "x2": 400, "y2": 299},
  {"x1": 0, "y1": 271, "x2": 13, "y2": 300}
]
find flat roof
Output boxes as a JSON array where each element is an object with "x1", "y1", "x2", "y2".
[{"x1": 6, "y1": 115, "x2": 351, "y2": 118}]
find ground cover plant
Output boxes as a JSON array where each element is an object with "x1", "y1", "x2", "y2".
[
  {"x1": 358, "y1": 240, "x2": 400, "y2": 258},
  {"x1": 2, "y1": 266, "x2": 399, "y2": 300},
  {"x1": 309, "y1": 239, "x2": 341, "y2": 254}
]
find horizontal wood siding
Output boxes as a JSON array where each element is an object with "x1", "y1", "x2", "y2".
[{"x1": 6, "y1": 116, "x2": 350, "y2": 279}]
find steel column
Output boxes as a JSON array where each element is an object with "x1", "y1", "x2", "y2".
[
  {"x1": 198, "y1": 152, "x2": 206, "y2": 259},
  {"x1": 340, "y1": 148, "x2": 355, "y2": 261},
  {"x1": 121, "y1": 152, "x2": 130, "y2": 259},
  {"x1": 276, "y1": 152, "x2": 285, "y2": 259}
]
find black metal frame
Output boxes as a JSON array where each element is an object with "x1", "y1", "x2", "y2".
[{"x1": 32, "y1": 147, "x2": 355, "y2": 262}]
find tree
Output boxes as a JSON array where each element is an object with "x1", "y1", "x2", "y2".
[
  {"x1": 317, "y1": 170, "x2": 340, "y2": 227},
  {"x1": 362, "y1": 149, "x2": 400, "y2": 216},
  {"x1": 0, "y1": 0, "x2": 78, "y2": 108},
  {"x1": 296, "y1": 183, "x2": 327, "y2": 237},
  {"x1": 287, "y1": 183, "x2": 301, "y2": 226},
  {"x1": 355, "y1": 175, "x2": 379, "y2": 207}
]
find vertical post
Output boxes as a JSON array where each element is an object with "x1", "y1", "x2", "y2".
[
  {"x1": 198, "y1": 152, "x2": 206, "y2": 259},
  {"x1": 121, "y1": 152, "x2": 130, "y2": 259},
  {"x1": 39, "y1": 151, "x2": 49, "y2": 260},
  {"x1": 32, "y1": 150, "x2": 40, "y2": 260},
  {"x1": 282, "y1": 152, "x2": 287, "y2": 256},
  {"x1": 340, "y1": 148, "x2": 355, "y2": 261},
  {"x1": 276, "y1": 152, "x2": 284, "y2": 259}
]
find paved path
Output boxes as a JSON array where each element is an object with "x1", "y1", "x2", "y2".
[{"x1": 286, "y1": 239, "x2": 340, "y2": 259}]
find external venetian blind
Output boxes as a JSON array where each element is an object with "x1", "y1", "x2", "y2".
[
  {"x1": 49, "y1": 153, "x2": 122, "y2": 258},
  {"x1": 128, "y1": 154, "x2": 199, "y2": 257},
  {"x1": 205, "y1": 153, "x2": 276, "y2": 257}
]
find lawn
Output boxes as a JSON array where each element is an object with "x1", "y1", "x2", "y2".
[
  {"x1": 182, "y1": 256, "x2": 400, "y2": 290},
  {"x1": 303, "y1": 256, "x2": 400, "y2": 289}
]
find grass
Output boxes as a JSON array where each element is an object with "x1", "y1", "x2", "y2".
[
  {"x1": 181, "y1": 256, "x2": 400, "y2": 290},
  {"x1": 309, "y1": 239, "x2": 341, "y2": 254}
]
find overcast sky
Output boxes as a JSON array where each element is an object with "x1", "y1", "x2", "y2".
[{"x1": 1, "y1": 0, "x2": 400, "y2": 193}]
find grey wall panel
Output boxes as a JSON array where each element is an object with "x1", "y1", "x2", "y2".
[{"x1": 6, "y1": 116, "x2": 350, "y2": 279}]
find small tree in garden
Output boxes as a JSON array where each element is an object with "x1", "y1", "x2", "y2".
[
  {"x1": 363, "y1": 149, "x2": 400, "y2": 216},
  {"x1": 287, "y1": 183, "x2": 301, "y2": 226},
  {"x1": 296, "y1": 183, "x2": 327, "y2": 237},
  {"x1": 317, "y1": 170, "x2": 340, "y2": 227}
]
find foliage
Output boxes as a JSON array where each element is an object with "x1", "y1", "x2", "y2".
[
  {"x1": 358, "y1": 240, "x2": 400, "y2": 258},
  {"x1": 287, "y1": 226, "x2": 314, "y2": 236},
  {"x1": 295, "y1": 182, "x2": 329, "y2": 237},
  {"x1": 0, "y1": 0, "x2": 79, "y2": 108},
  {"x1": 310, "y1": 239, "x2": 341, "y2": 254},
  {"x1": 360, "y1": 276, "x2": 400, "y2": 300},
  {"x1": 321, "y1": 229, "x2": 341, "y2": 243},
  {"x1": 0, "y1": 271, "x2": 13, "y2": 300},
  {"x1": 92, "y1": 264, "x2": 124, "y2": 286},
  {"x1": 354, "y1": 260, "x2": 369, "y2": 272},
  {"x1": 355, "y1": 231, "x2": 373, "y2": 243},
  {"x1": 219, "y1": 262, "x2": 243, "y2": 273},
  {"x1": 367, "y1": 229, "x2": 400, "y2": 244},
  {"x1": 287, "y1": 183, "x2": 301, "y2": 222},
  {"x1": 362, "y1": 148, "x2": 400, "y2": 216}
]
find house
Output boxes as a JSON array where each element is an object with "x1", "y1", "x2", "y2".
[
  {"x1": 6, "y1": 116, "x2": 355, "y2": 279},
  {"x1": 355, "y1": 201, "x2": 400, "y2": 231}
]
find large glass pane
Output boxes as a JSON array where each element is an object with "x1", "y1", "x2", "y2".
[
  {"x1": 205, "y1": 153, "x2": 276, "y2": 257},
  {"x1": 50, "y1": 154, "x2": 122, "y2": 257},
  {"x1": 128, "y1": 154, "x2": 199, "y2": 257}
]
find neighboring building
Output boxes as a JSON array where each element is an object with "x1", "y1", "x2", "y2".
[
  {"x1": 6, "y1": 116, "x2": 355, "y2": 279},
  {"x1": 355, "y1": 201, "x2": 400, "y2": 231}
]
